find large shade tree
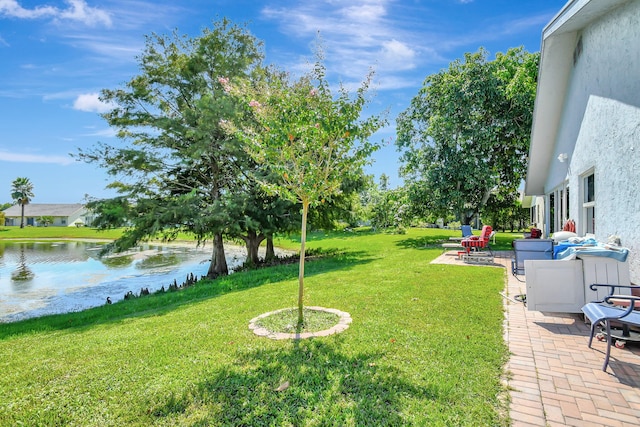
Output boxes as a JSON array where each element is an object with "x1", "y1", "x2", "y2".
[
  {"x1": 10, "y1": 177, "x2": 34, "y2": 229},
  {"x1": 77, "y1": 20, "x2": 264, "y2": 278},
  {"x1": 227, "y1": 58, "x2": 386, "y2": 324},
  {"x1": 396, "y1": 47, "x2": 538, "y2": 224}
]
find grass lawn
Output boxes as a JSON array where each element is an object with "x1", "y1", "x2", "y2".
[
  {"x1": 0, "y1": 225, "x2": 124, "y2": 240},
  {"x1": 0, "y1": 227, "x2": 515, "y2": 426}
]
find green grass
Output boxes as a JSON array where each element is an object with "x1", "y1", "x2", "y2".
[
  {"x1": 0, "y1": 225, "x2": 124, "y2": 240},
  {"x1": 254, "y1": 308, "x2": 342, "y2": 333},
  {"x1": 0, "y1": 227, "x2": 514, "y2": 426}
]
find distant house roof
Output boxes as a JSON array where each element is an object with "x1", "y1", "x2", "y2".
[{"x1": 3, "y1": 203, "x2": 86, "y2": 217}]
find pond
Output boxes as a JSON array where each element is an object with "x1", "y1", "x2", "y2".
[{"x1": 0, "y1": 240, "x2": 258, "y2": 323}]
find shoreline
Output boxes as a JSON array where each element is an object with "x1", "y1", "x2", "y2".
[
  {"x1": 0, "y1": 237, "x2": 296, "y2": 254},
  {"x1": 0, "y1": 239, "x2": 294, "y2": 322}
]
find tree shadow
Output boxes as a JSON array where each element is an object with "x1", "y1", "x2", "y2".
[
  {"x1": 394, "y1": 232, "x2": 454, "y2": 250},
  {"x1": 281, "y1": 228, "x2": 378, "y2": 244},
  {"x1": 0, "y1": 250, "x2": 374, "y2": 339},
  {"x1": 149, "y1": 339, "x2": 437, "y2": 425}
]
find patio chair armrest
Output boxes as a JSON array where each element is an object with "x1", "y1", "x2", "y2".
[
  {"x1": 604, "y1": 294, "x2": 640, "y2": 311},
  {"x1": 589, "y1": 283, "x2": 639, "y2": 296}
]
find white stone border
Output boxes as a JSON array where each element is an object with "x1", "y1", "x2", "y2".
[{"x1": 248, "y1": 306, "x2": 352, "y2": 340}]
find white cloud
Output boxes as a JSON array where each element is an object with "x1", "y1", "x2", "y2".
[
  {"x1": 438, "y1": 12, "x2": 551, "y2": 52},
  {"x1": 0, "y1": 0, "x2": 111, "y2": 27},
  {"x1": 62, "y1": 34, "x2": 143, "y2": 60},
  {"x1": 0, "y1": 0, "x2": 56, "y2": 19},
  {"x1": 374, "y1": 75, "x2": 422, "y2": 91},
  {"x1": 82, "y1": 127, "x2": 117, "y2": 138},
  {"x1": 261, "y1": 0, "x2": 416, "y2": 81},
  {"x1": 0, "y1": 150, "x2": 74, "y2": 165},
  {"x1": 340, "y1": 3, "x2": 386, "y2": 22},
  {"x1": 57, "y1": 0, "x2": 111, "y2": 27},
  {"x1": 73, "y1": 93, "x2": 116, "y2": 113},
  {"x1": 379, "y1": 39, "x2": 416, "y2": 71}
]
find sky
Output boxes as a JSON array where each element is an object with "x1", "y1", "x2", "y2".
[{"x1": 0, "y1": 0, "x2": 566, "y2": 204}]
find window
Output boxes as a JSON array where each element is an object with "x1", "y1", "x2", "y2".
[
  {"x1": 582, "y1": 172, "x2": 595, "y2": 234},
  {"x1": 549, "y1": 193, "x2": 555, "y2": 234},
  {"x1": 547, "y1": 181, "x2": 570, "y2": 235}
]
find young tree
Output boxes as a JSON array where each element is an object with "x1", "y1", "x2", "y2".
[
  {"x1": 76, "y1": 20, "x2": 264, "y2": 278},
  {"x1": 228, "y1": 59, "x2": 386, "y2": 324},
  {"x1": 396, "y1": 47, "x2": 538, "y2": 224},
  {"x1": 11, "y1": 177, "x2": 34, "y2": 228}
]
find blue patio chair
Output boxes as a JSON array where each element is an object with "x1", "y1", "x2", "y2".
[
  {"x1": 511, "y1": 238, "x2": 554, "y2": 281},
  {"x1": 582, "y1": 284, "x2": 640, "y2": 371}
]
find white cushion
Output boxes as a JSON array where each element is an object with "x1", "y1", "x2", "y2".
[{"x1": 552, "y1": 231, "x2": 578, "y2": 242}]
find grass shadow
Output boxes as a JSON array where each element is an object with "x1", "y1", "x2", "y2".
[
  {"x1": 149, "y1": 339, "x2": 437, "y2": 425},
  {"x1": 0, "y1": 250, "x2": 374, "y2": 340},
  {"x1": 395, "y1": 232, "x2": 518, "y2": 252},
  {"x1": 280, "y1": 228, "x2": 378, "y2": 244},
  {"x1": 394, "y1": 232, "x2": 453, "y2": 250}
]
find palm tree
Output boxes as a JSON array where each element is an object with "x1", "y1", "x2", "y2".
[{"x1": 11, "y1": 177, "x2": 35, "y2": 228}]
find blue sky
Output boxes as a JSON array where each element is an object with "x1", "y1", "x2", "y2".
[{"x1": 1, "y1": 0, "x2": 565, "y2": 204}]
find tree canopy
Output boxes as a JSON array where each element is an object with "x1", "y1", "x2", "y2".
[
  {"x1": 78, "y1": 20, "x2": 380, "y2": 285},
  {"x1": 11, "y1": 177, "x2": 35, "y2": 229},
  {"x1": 396, "y1": 47, "x2": 538, "y2": 224},
  {"x1": 227, "y1": 56, "x2": 386, "y2": 324},
  {"x1": 77, "y1": 19, "x2": 264, "y2": 277}
]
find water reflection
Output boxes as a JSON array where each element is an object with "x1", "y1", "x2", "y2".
[
  {"x1": 101, "y1": 254, "x2": 134, "y2": 268},
  {"x1": 0, "y1": 240, "x2": 262, "y2": 323},
  {"x1": 136, "y1": 253, "x2": 180, "y2": 269},
  {"x1": 11, "y1": 247, "x2": 34, "y2": 283}
]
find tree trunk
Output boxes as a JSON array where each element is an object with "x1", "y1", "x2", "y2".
[
  {"x1": 242, "y1": 230, "x2": 265, "y2": 266},
  {"x1": 265, "y1": 234, "x2": 275, "y2": 262},
  {"x1": 297, "y1": 200, "x2": 310, "y2": 326},
  {"x1": 207, "y1": 232, "x2": 228, "y2": 278},
  {"x1": 20, "y1": 203, "x2": 25, "y2": 229}
]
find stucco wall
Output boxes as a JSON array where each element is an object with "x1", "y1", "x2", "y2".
[{"x1": 549, "y1": 1, "x2": 640, "y2": 282}]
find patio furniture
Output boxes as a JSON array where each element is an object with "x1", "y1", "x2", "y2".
[
  {"x1": 462, "y1": 251, "x2": 494, "y2": 264},
  {"x1": 441, "y1": 242, "x2": 464, "y2": 251},
  {"x1": 525, "y1": 248, "x2": 631, "y2": 313},
  {"x1": 527, "y1": 228, "x2": 543, "y2": 238},
  {"x1": 461, "y1": 225, "x2": 493, "y2": 255},
  {"x1": 582, "y1": 284, "x2": 640, "y2": 371},
  {"x1": 448, "y1": 225, "x2": 473, "y2": 242},
  {"x1": 511, "y1": 239, "x2": 554, "y2": 281}
]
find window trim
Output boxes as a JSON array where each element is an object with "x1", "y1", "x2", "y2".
[{"x1": 581, "y1": 169, "x2": 595, "y2": 235}]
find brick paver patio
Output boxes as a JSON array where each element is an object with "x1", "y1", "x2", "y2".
[{"x1": 434, "y1": 250, "x2": 640, "y2": 426}]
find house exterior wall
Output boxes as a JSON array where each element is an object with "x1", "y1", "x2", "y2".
[
  {"x1": 66, "y1": 210, "x2": 85, "y2": 226},
  {"x1": 548, "y1": 1, "x2": 640, "y2": 282},
  {"x1": 51, "y1": 216, "x2": 71, "y2": 226},
  {"x1": 3, "y1": 205, "x2": 91, "y2": 227},
  {"x1": 5, "y1": 215, "x2": 73, "y2": 227}
]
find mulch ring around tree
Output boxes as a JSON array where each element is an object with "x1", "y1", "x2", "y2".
[{"x1": 249, "y1": 306, "x2": 352, "y2": 340}]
